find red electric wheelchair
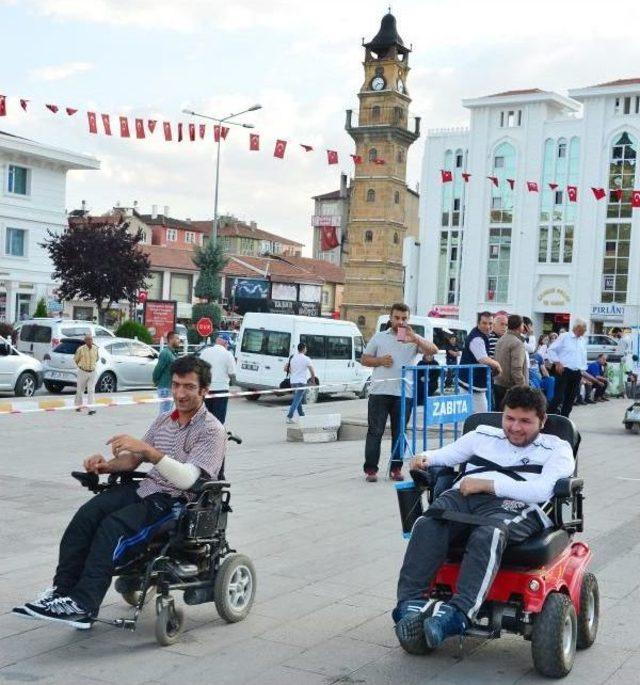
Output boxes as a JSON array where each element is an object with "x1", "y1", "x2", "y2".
[{"x1": 395, "y1": 413, "x2": 598, "y2": 678}]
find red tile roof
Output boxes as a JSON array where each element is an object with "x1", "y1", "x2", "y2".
[
  {"x1": 222, "y1": 255, "x2": 322, "y2": 284},
  {"x1": 141, "y1": 245, "x2": 199, "y2": 271},
  {"x1": 139, "y1": 214, "x2": 206, "y2": 233},
  {"x1": 276, "y1": 256, "x2": 345, "y2": 284},
  {"x1": 312, "y1": 189, "x2": 343, "y2": 201},
  {"x1": 192, "y1": 219, "x2": 304, "y2": 247},
  {"x1": 486, "y1": 88, "x2": 544, "y2": 97},
  {"x1": 591, "y1": 77, "x2": 640, "y2": 88}
]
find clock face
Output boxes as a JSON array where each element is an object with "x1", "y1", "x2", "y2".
[
  {"x1": 371, "y1": 76, "x2": 386, "y2": 91},
  {"x1": 397, "y1": 79, "x2": 405, "y2": 94}
]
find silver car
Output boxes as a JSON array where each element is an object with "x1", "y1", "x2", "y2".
[
  {"x1": 43, "y1": 337, "x2": 159, "y2": 394},
  {"x1": 586, "y1": 334, "x2": 620, "y2": 361},
  {"x1": 0, "y1": 336, "x2": 44, "y2": 397}
]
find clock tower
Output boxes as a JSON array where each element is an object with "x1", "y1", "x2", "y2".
[{"x1": 342, "y1": 11, "x2": 420, "y2": 339}]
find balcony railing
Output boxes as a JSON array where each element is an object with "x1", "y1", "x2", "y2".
[{"x1": 345, "y1": 108, "x2": 420, "y2": 137}]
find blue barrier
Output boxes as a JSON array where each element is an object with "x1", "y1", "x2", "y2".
[{"x1": 392, "y1": 364, "x2": 492, "y2": 464}]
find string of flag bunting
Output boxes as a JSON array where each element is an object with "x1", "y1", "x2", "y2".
[
  {"x1": 0, "y1": 93, "x2": 368, "y2": 166},
  {"x1": 440, "y1": 168, "x2": 640, "y2": 207}
]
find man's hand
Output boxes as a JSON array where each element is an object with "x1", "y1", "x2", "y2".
[
  {"x1": 408, "y1": 454, "x2": 430, "y2": 471},
  {"x1": 107, "y1": 434, "x2": 162, "y2": 464},
  {"x1": 378, "y1": 354, "x2": 394, "y2": 368},
  {"x1": 459, "y1": 477, "x2": 494, "y2": 496},
  {"x1": 555, "y1": 362, "x2": 565, "y2": 374},
  {"x1": 84, "y1": 454, "x2": 108, "y2": 474}
]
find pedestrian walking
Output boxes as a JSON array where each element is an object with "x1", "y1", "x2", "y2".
[
  {"x1": 152, "y1": 331, "x2": 180, "y2": 414},
  {"x1": 74, "y1": 334, "x2": 99, "y2": 415},
  {"x1": 285, "y1": 342, "x2": 315, "y2": 423},
  {"x1": 459, "y1": 312, "x2": 501, "y2": 413},
  {"x1": 361, "y1": 302, "x2": 438, "y2": 483},
  {"x1": 487, "y1": 314, "x2": 507, "y2": 359},
  {"x1": 493, "y1": 314, "x2": 528, "y2": 409},
  {"x1": 547, "y1": 318, "x2": 588, "y2": 417},
  {"x1": 199, "y1": 337, "x2": 236, "y2": 424}
]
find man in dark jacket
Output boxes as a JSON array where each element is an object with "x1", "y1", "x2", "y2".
[
  {"x1": 152, "y1": 331, "x2": 181, "y2": 414},
  {"x1": 459, "y1": 312, "x2": 501, "y2": 413}
]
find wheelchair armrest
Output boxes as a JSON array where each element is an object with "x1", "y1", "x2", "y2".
[
  {"x1": 409, "y1": 468, "x2": 433, "y2": 490},
  {"x1": 226, "y1": 431, "x2": 242, "y2": 445},
  {"x1": 189, "y1": 479, "x2": 231, "y2": 495},
  {"x1": 71, "y1": 471, "x2": 101, "y2": 493},
  {"x1": 553, "y1": 477, "x2": 584, "y2": 498},
  {"x1": 111, "y1": 471, "x2": 148, "y2": 484}
]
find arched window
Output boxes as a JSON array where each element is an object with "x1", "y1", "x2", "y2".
[
  {"x1": 366, "y1": 189, "x2": 375, "y2": 203},
  {"x1": 368, "y1": 148, "x2": 378, "y2": 162},
  {"x1": 357, "y1": 315, "x2": 366, "y2": 328},
  {"x1": 393, "y1": 232, "x2": 399, "y2": 244},
  {"x1": 365, "y1": 230, "x2": 373, "y2": 242},
  {"x1": 557, "y1": 138, "x2": 567, "y2": 158},
  {"x1": 396, "y1": 149, "x2": 404, "y2": 163},
  {"x1": 394, "y1": 191, "x2": 400, "y2": 204},
  {"x1": 371, "y1": 106, "x2": 380, "y2": 121}
]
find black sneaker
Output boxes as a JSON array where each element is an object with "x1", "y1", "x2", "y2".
[
  {"x1": 12, "y1": 586, "x2": 58, "y2": 619},
  {"x1": 24, "y1": 596, "x2": 94, "y2": 629}
]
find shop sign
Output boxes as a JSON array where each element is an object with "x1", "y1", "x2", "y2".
[
  {"x1": 591, "y1": 303, "x2": 625, "y2": 320},
  {"x1": 297, "y1": 302, "x2": 321, "y2": 317},
  {"x1": 311, "y1": 215, "x2": 340, "y2": 227},
  {"x1": 143, "y1": 300, "x2": 177, "y2": 343},
  {"x1": 268, "y1": 299, "x2": 296, "y2": 314},
  {"x1": 537, "y1": 287, "x2": 571, "y2": 307},
  {"x1": 233, "y1": 278, "x2": 269, "y2": 299},
  {"x1": 428, "y1": 305, "x2": 460, "y2": 318}
]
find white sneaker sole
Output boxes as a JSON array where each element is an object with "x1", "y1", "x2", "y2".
[{"x1": 23, "y1": 605, "x2": 93, "y2": 629}]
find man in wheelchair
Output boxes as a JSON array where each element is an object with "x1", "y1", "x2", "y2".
[
  {"x1": 13, "y1": 355, "x2": 226, "y2": 629},
  {"x1": 393, "y1": 386, "x2": 575, "y2": 653}
]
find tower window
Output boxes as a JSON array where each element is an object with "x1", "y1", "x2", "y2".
[
  {"x1": 357, "y1": 315, "x2": 366, "y2": 327},
  {"x1": 365, "y1": 230, "x2": 373, "y2": 242},
  {"x1": 371, "y1": 106, "x2": 381, "y2": 121},
  {"x1": 455, "y1": 153, "x2": 463, "y2": 168},
  {"x1": 396, "y1": 150, "x2": 404, "y2": 163},
  {"x1": 394, "y1": 191, "x2": 400, "y2": 204},
  {"x1": 366, "y1": 189, "x2": 376, "y2": 202},
  {"x1": 368, "y1": 148, "x2": 378, "y2": 162},
  {"x1": 393, "y1": 232, "x2": 399, "y2": 244}
]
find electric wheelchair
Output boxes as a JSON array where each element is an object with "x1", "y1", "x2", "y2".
[
  {"x1": 395, "y1": 413, "x2": 598, "y2": 678},
  {"x1": 71, "y1": 432, "x2": 256, "y2": 646}
]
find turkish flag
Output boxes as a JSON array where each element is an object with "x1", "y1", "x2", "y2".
[
  {"x1": 487, "y1": 175, "x2": 499, "y2": 187},
  {"x1": 612, "y1": 188, "x2": 623, "y2": 201},
  {"x1": 178, "y1": 123, "x2": 183, "y2": 142},
  {"x1": 101, "y1": 114, "x2": 112, "y2": 135},
  {"x1": 320, "y1": 226, "x2": 340, "y2": 251},
  {"x1": 351, "y1": 154, "x2": 362, "y2": 164},
  {"x1": 249, "y1": 133, "x2": 260, "y2": 150},
  {"x1": 119, "y1": 116, "x2": 130, "y2": 137},
  {"x1": 632, "y1": 190, "x2": 640, "y2": 208},
  {"x1": 462, "y1": 172, "x2": 471, "y2": 182},
  {"x1": 199, "y1": 124, "x2": 206, "y2": 139},
  {"x1": 507, "y1": 178, "x2": 515, "y2": 189},
  {"x1": 549, "y1": 182, "x2": 558, "y2": 190},
  {"x1": 148, "y1": 120, "x2": 157, "y2": 134},
  {"x1": 87, "y1": 111, "x2": 98, "y2": 134},
  {"x1": 188, "y1": 123, "x2": 195, "y2": 141},
  {"x1": 591, "y1": 187, "x2": 606, "y2": 200},
  {"x1": 327, "y1": 150, "x2": 338, "y2": 165},
  {"x1": 213, "y1": 125, "x2": 221, "y2": 142},
  {"x1": 567, "y1": 185, "x2": 578, "y2": 202},
  {"x1": 0, "y1": 95, "x2": 6, "y2": 116},
  {"x1": 65, "y1": 108, "x2": 78, "y2": 116},
  {"x1": 135, "y1": 118, "x2": 145, "y2": 139},
  {"x1": 221, "y1": 126, "x2": 229, "y2": 139},
  {"x1": 373, "y1": 158, "x2": 386, "y2": 165},
  {"x1": 20, "y1": 99, "x2": 28, "y2": 111},
  {"x1": 527, "y1": 181, "x2": 539, "y2": 192},
  {"x1": 441, "y1": 169, "x2": 453, "y2": 183},
  {"x1": 163, "y1": 121, "x2": 172, "y2": 141},
  {"x1": 46, "y1": 104, "x2": 59, "y2": 113},
  {"x1": 300, "y1": 144, "x2": 313, "y2": 151},
  {"x1": 274, "y1": 139, "x2": 287, "y2": 158}
]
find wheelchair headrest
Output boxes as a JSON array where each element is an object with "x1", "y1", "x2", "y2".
[{"x1": 462, "y1": 412, "x2": 580, "y2": 456}]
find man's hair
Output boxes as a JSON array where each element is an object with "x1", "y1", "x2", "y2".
[
  {"x1": 522, "y1": 316, "x2": 532, "y2": 327},
  {"x1": 166, "y1": 330, "x2": 177, "y2": 339},
  {"x1": 170, "y1": 355, "x2": 211, "y2": 388},
  {"x1": 503, "y1": 386, "x2": 547, "y2": 420},
  {"x1": 477, "y1": 310, "x2": 493, "y2": 323},
  {"x1": 508, "y1": 314, "x2": 523, "y2": 330},
  {"x1": 297, "y1": 342, "x2": 306, "y2": 352},
  {"x1": 390, "y1": 302, "x2": 410, "y2": 315},
  {"x1": 571, "y1": 317, "x2": 587, "y2": 330}
]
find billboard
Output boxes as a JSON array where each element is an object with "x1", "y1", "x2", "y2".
[
  {"x1": 143, "y1": 300, "x2": 177, "y2": 343},
  {"x1": 233, "y1": 278, "x2": 269, "y2": 299},
  {"x1": 271, "y1": 282, "x2": 297, "y2": 301}
]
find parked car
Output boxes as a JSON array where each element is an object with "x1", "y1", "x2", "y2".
[
  {"x1": 175, "y1": 323, "x2": 189, "y2": 348},
  {"x1": 42, "y1": 337, "x2": 158, "y2": 393},
  {"x1": 586, "y1": 334, "x2": 620, "y2": 361},
  {"x1": 0, "y1": 335, "x2": 43, "y2": 397},
  {"x1": 17, "y1": 318, "x2": 115, "y2": 361}
]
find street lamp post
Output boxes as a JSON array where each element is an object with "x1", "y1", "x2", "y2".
[{"x1": 182, "y1": 105, "x2": 261, "y2": 246}]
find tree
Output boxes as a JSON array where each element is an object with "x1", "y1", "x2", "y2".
[
  {"x1": 192, "y1": 302, "x2": 222, "y2": 329},
  {"x1": 192, "y1": 240, "x2": 227, "y2": 303},
  {"x1": 116, "y1": 320, "x2": 153, "y2": 345},
  {"x1": 42, "y1": 220, "x2": 150, "y2": 325},
  {"x1": 34, "y1": 297, "x2": 48, "y2": 318}
]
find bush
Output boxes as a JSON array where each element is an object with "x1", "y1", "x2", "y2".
[
  {"x1": 34, "y1": 297, "x2": 48, "y2": 318},
  {"x1": 187, "y1": 326, "x2": 200, "y2": 344},
  {"x1": 0, "y1": 322, "x2": 13, "y2": 339},
  {"x1": 115, "y1": 320, "x2": 153, "y2": 344},
  {"x1": 191, "y1": 303, "x2": 222, "y2": 329}
]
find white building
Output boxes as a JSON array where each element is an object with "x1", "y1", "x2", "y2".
[
  {"x1": 311, "y1": 173, "x2": 349, "y2": 266},
  {"x1": 0, "y1": 131, "x2": 99, "y2": 323},
  {"x1": 414, "y1": 79, "x2": 640, "y2": 334}
]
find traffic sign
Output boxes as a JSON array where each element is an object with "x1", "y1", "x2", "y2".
[
  {"x1": 196, "y1": 317, "x2": 214, "y2": 337},
  {"x1": 138, "y1": 291, "x2": 148, "y2": 303}
]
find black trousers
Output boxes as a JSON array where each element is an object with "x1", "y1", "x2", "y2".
[
  {"x1": 364, "y1": 394, "x2": 412, "y2": 473},
  {"x1": 549, "y1": 368, "x2": 582, "y2": 417},
  {"x1": 493, "y1": 384, "x2": 508, "y2": 411},
  {"x1": 205, "y1": 390, "x2": 229, "y2": 424},
  {"x1": 397, "y1": 489, "x2": 543, "y2": 618},
  {"x1": 53, "y1": 484, "x2": 174, "y2": 613}
]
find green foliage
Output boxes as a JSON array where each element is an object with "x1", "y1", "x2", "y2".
[
  {"x1": 186, "y1": 326, "x2": 200, "y2": 344},
  {"x1": 192, "y1": 302, "x2": 222, "y2": 331},
  {"x1": 115, "y1": 320, "x2": 153, "y2": 344},
  {"x1": 192, "y1": 240, "x2": 227, "y2": 302},
  {"x1": 34, "y1": 297, "x2": 48, "y2": 318},
  {"x1": 0, "y1": 322, "x2": 13, "y2": 339}
]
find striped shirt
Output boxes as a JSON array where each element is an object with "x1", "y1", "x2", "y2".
[
  {"x1": 487, "y1": 332, "x2": 500, "y2": 359},
  {"x1": 74, "y1": 344, "x2": 99, "y2": 372},
  {"x1": 137, "y1": 402, "x2": 226, "y2": 499}
]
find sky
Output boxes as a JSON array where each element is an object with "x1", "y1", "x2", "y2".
[{"x1": 2, "y1": 0, "x2": 640, "y2": 254}]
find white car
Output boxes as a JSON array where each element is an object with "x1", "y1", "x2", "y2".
[
  {"x1": 0, "y1": 336, "x2": 44, "y2": 397},
  {"x1": 17, "y1": 318, "x2": 115, "y2": 361},
  {"x1": 43, "y1": 337, "x2": 159, "y2": 393}
]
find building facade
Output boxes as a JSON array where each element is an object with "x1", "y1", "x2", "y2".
[
  {"x1": 415, "y1": 80, "x2": 640, "y2": 333},
  {"x1": 311, "y1": 174, "x2": 349, "y2": 265},
  {"x1": 0, "y1": 131, "x2": 99, "y2": 323},
  {"x1": 341, "y1": 12, "x2": 421, "y2": 339}
]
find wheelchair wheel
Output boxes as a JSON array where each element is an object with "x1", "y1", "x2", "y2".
[
  {"x1": 577, "y1": 573, "x2": 599, "y2": 649},
  {"x1": 214, "y1": 553, "x2": 256, "y2": 623},
  {"x1": 155, "y1": 604, "x2": 185, "y2": 646},
  {"x1": 531, "y1": 593, "x2": 577, "y2": 678}
]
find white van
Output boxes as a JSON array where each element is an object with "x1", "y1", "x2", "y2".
[
  {"x1": 236, "y1": 313, "x2": 372, "y2": 401},
  {"x1": 375, "y1": 314, "x2": 469, "y2": 366},
  {"x1": 17, "y1": 318, "x2": 115, "y2": 361}
]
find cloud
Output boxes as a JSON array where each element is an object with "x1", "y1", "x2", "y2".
[{"x1": 29, "y1": 61, "x2": 94, "y2": 82}]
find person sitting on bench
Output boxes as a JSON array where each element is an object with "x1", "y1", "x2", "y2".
[{"x1": 393, "y1": 386, "x2": 574, "y2": 653}]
